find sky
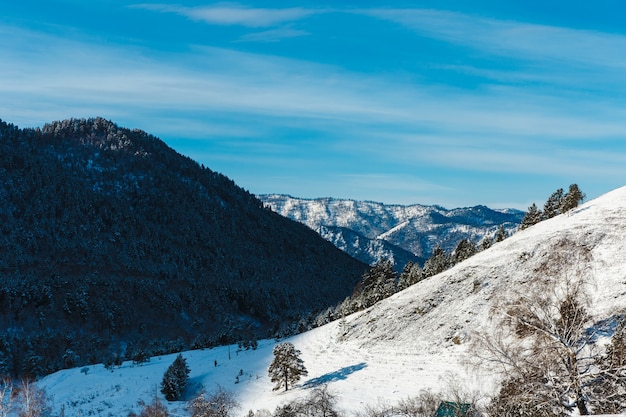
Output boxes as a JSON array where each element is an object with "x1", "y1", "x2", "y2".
[{"x1": 1, "y1": 1, "x2": 626, "y2": 209}]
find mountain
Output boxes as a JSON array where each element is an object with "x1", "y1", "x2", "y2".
[
  {"x1": 258, "y1": 195, "x2": 524, "y2": 267},
  {"x1": 0, "y1": 117, "x2": 366, "y2": 377},
  {"x1": 318, "y1": 225, "x2": 422, "y2": 268},
  {"x1": 39, "y1": 186, "x2": 626, "y2": 416}
]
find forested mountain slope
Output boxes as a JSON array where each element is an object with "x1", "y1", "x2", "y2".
[
  {"x1": 0, "y1": 118, "x2": 366, "y2": 377},
  {"x1": 40, "y1": 186, "x2": 626, "y2": 417}
]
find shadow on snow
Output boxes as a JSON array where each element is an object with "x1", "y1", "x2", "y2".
[{"x1": 303, "y1": 363, "x2": 368, "y2": 388}]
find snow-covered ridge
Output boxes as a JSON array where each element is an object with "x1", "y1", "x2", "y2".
[
  {"x1": 40, "y1": 186, "x2": 626, "y2": 416},
  {"x1": 258, "y1": 194, "x2": 524, "y2": 265}
]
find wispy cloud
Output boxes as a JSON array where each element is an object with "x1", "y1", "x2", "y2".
[
  {"x1": 357, "y1": 7, "x2": 626, "y2": 102},
  {"x1": 2, "y1": 11, "x2": 626, "y2": 206},
  {"x1": 236, "y1": 27, "x2": 309, "y2": 42},
  {"x1": 132, "y1": 3, "x2": 320, "y2": 27}
]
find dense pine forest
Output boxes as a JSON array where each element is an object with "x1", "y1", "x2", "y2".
[{"x1": 0, "y1": 118, "x2": 366, "y2": 377}]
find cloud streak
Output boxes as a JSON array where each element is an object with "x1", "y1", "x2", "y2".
[
  {"x1": 2, "y1": 5, "x2": 626, "y2": 206},
  {"x1": 360, "y1": 8, "x2": 626, "y2": 91},
  {"x1": 132, "y1": 3, "x2": 320, "y2": 27}
]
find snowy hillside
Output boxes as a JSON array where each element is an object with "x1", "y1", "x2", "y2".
[
  {"x1": 258, "y1": 195, "x2": 524, "y2": 266},
  {"x1": 40, "y1": 187, "x2": 626, "y2": 416}
]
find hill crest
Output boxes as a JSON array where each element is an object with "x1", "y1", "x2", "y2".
[{"x1": 39, "y1": 186, "x2": 626, "y2": 415}]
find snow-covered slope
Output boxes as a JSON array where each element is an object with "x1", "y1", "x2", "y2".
[
  {"x1": 39, "y1": 187, "x2": 626, "y2": 416},
  {"x1": 258, "y1": 195, "x2": 524, "y2": 265}
]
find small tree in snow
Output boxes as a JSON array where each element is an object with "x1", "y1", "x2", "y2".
[
  {"x1": 519, "y1": 203, "x2": 543, "y2": 230},
  {"x1": 0, "y1": 376, "x2": 14, "y2": 417},
  {"x1": 268, "y1": 342, "x2": 308, "y2": 391},
  {"x1": 397, "y1": 261, "x2": 424, "y2": 291},
  {"x1": 15, "y1": 378, "x2": 49, "y2": 417},
  {"x1": 161, "y1": 354, "x2": 190, "y2": 401},
  {"x1": 423, "y1": 246, "x2": 449, "y2": 278},
  {"x1": 561, "y1": 183, "x2": 585, "y2": 213},
  {"x1": 133, "y1": 395, "x2": 169, "y2": 417},
  {"x1": 451, "y1": 239, "x2": 477, "y2": 265},
  {"x1": 187, "y1": 386, "x2": 239, "y2": 417}
]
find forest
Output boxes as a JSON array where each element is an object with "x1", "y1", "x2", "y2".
[{"x1": 0, "y1": 118, "x2": 366, "y2": 377}]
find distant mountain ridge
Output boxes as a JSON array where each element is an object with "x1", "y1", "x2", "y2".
[{"x1": 259, "y1": 194, "x2": 524, "y2": 267}]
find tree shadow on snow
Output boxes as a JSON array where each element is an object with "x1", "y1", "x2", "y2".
[{"x1": 303, "y1": 363, "x2": 367, "y2": 388}]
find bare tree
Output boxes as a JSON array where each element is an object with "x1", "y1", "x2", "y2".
[
  {"x1": 472, "y1": 238, "x2": 624, "y2": 416},
  {"x1": 0, "y1": 376, "x2": 15, "y2": 417},
  {"x1": 16, "y1": 378, "x2": 49, "y2": 417},
  {"x1": 187, "y1": 386, "x2": 239, "y2": 417},
  {"x1": 132, "y1": 395, "x2": 169, "y2": 417}
]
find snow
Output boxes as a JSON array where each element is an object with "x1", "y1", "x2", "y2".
[{"x1": 38, "y1": 186, "x2": 626, "y2": 416}]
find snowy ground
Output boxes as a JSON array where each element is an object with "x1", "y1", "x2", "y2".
[{"x1": 38, "y1": 186, "x2": 626, "y2": 416}]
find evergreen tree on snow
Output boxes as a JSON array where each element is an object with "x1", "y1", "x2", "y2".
[
  {"x1": 161, "y1": 354, "x2": 190, "y2": 401},
  {"x1": 422, "y1": 246, "x2": 450, "y2": 278},
  {"x1": 479, "y1": 235, "x2": 492, "y2": 251},
  {"x1": 268, "y1": 342, "x2": 308, "y2": 392},
  {"x1": 397, "y1": 261, "x2": 424, "y2": 291},
  {"x1": 561, "y1": 183, "x2": 585, "y2": 212},
  {"x1": 543, "y1": 188, "x2": 564, "y2": 219},
  {"x1": 519, "y1": 203, "x2": 543, "y2": 230},
  {"x1": 494, "y1": 225, "x2": 508, "y2": 242},
  {"x1": 359, "y1": 259, "x2": 397, "y2": 307},
  {"x1": 451, "y1": 238, "x2": 477, "y2": 265}
]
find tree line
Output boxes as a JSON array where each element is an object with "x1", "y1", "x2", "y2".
[{"x1": 519, "y1": 184, "x2": 585, "y2": 230}]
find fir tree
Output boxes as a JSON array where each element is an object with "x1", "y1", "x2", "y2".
[
  {"x1": 494, "y1": 225, "x2": 508, "y2": 242},
  {"x1": 561, "y1": 183, "x2": 585, "y2": 212},
  {"x1": 451, "y1": 239, "x2": 477, "y2": 265},
  {"x1": 161, "y1": 354, "x2": 190, "y2": 401},
  {"x1": 359, "y1": 259, "x2": 397, "y2": 307},
  {"x1": 268, "y1": 342, "x2": 308, "y2": 392},
  {"x1": 422, "y1": 246, "x2": 450, "y2": 278},
  {"x1": 479, "y1": 235, "x2": 492, "y2": 251},
  {"x1": 519, "y1": 203, "x2": 542, "y2": 230},
  {"x1": 543, "y1": 188, "x2": 563, "y2": 219},
  {"x1": 397, "y1": 261, "x2": 424, "y2": 291}
]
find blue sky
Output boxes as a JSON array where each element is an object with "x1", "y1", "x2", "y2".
[{"x1": 2, "y1": 1, "x2": 626, "y2": 209}]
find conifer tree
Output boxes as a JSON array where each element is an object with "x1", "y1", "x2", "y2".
[
  {"x1": 543, "y1": 188, "x2": 564, "y2": 219},
  {"x1": 494, "y1": 225, "x2": 508, "y2": 242},
  {"x1": 519, "y1": 203, "x2": 542, "y2": 230},
  {"x1": 561, "y1": 183, "x2": 585, "y2": 212},
  {"x1": 161, "y1": 354, "x2": 190, "y2": 401},
  {"x1": 397, "y1": 261, "x2": 424, "y2": 291},
  {"x1": 422, "y1": 246, "x2": 450, "y2": 278},
  {"x1": 451, "y1": 239, "x2": 477, "y2": 265},
  {"x1": 268, "y1": 342, "x2": 308, "y2": 392},
  {"x1": 359, "y1": 259, "x2": 397, "y2": 307},
  {"x1": 479, "y1": 235, "x2": 492, "y2": 251}
]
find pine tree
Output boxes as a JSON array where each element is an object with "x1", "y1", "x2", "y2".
[
  {"x1": 561, "y1": 183, "x2": 585, "y2": 212},
  {"x1": 543, "y1": 188, "x2": 563, "y2": 219},
  {"x1": 494, "y1": 225, "x2": 508, "y2": 242},
  {"x1": 422, "y1": 246, "x2": 450, "y2": 278},
  {"x1": 397, "y1": 261, "x2": 424, "y2": 291},
  {"x1": 519, "y1": 203, "x2": 542, "y2": 230},
  {"x1": 359, "y1": 259, "x2": 397, "y2": 307},
  {"x1": 268, "y1": 342, "x2": 308, "y2": 392},
  {"x1": 451, "y1": 239, "x2": 477, "y2": 265},
  {"x1": 479, "y1": 235, "x2": 492, "y2": 251},
  {"x1": 161, "y1": 354, "x2": 190, "y2": 401}
]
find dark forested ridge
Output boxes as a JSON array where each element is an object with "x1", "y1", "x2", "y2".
[{"x1": 0, "y1": 117, "x2": 366, "y2": 377}]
